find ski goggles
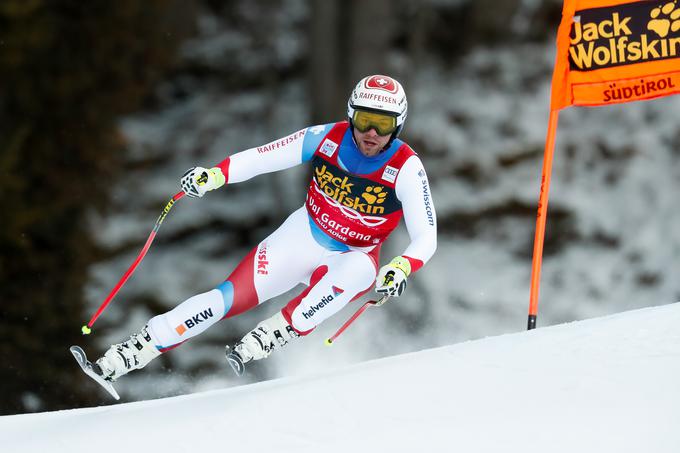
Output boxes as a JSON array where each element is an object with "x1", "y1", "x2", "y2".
[{"x1": 352, "y1": 110, "x2": 398, "y2": 136}]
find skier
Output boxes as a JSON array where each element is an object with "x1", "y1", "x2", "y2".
[{"x1": 91, "y1": 74, "x2": 437, "y2": 382}]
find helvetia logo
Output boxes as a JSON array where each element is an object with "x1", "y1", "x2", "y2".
[
  {"x1": 569, "y1": 1, "x2": 680, "y2": 71},
  {"x1": 302, "y1": 294, "x2": 334, "y2": 320}
]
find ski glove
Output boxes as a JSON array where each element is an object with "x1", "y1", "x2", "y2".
[
  {"x1": 375, "y1": 256, "x2": 411, "y2": 297},
  {"x1": 181, "y1": 166, "x2": 226, "y2": 198}
]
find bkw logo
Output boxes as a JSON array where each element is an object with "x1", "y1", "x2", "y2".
[{"x1": 175, "y1": 308, "x2": 214, "y2": 335}]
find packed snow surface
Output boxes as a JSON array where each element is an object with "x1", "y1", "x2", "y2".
[{"x1": 2, "y1": 302, "x2": 679, "y2": 453}]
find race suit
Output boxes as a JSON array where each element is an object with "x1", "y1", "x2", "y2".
[{"x1": 147, "y1": 121, "x2": 437, "y2": 350}]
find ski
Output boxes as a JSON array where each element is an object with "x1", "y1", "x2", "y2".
[
  {"x1": 225, "y1": 345, "x2": 245, "y2": 377},
  {"x1": 69, "y1": 345, "x2": 120, "y2": 400}
]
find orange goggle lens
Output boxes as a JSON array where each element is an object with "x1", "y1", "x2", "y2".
[{"x1": 352, "y1": 110, "x2": 397, "y2": 136}]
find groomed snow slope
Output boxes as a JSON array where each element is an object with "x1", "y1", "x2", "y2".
[{"x1": 3, "y1": 303, "x2": 680, "y2": 453}]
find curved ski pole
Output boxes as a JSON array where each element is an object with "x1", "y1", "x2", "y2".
[
  {"x1": 81, "y1": 189, "x2": 189, "y2": 335},
  {"x1": 325, "y1": 294, "x2": 390, "y2": 345}
]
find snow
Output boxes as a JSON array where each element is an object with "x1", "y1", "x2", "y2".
[{"x1": 3, "y1": 303, "x2": 680, "y2": 452}]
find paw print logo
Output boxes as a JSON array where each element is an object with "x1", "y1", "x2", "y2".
[
  {"x1": 361, "y1": 186, "x2": 388, "y2": 205},
  {"x1": 648, "y1": 1, "x2": 680, "y2": 38}
]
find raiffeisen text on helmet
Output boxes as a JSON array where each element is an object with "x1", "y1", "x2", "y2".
[
  {"x1": 357, "y1": 92, "x2": 398, "y2": 105},
  {"x1": 569, "y1": 2, "x2": 680, "y2": 71}
]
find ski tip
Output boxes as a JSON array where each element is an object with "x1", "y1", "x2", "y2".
[{"x1": 70, "y1": 345, "x2": 85, "y2": 360}]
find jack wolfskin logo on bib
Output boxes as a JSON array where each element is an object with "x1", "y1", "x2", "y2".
[
  {"x1": 314, "y1": 164, "x2": 388, "y2": 215},
  {"x1": 569, "y1": 1, "x2": 680, "y2": 71},
  {"x1": 361, "y1": 186, "x2": 387, "y2": 205}
]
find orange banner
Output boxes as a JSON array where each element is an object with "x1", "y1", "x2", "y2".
[{"x1": 551, "y1": 0, "x2": 680, "y2": 110}]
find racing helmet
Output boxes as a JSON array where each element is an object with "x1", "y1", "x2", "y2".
[{"x1": 347, "y1": 75, "x2": 408, "y2": 139}]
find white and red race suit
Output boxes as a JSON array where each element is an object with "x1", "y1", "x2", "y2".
[{"x1": 147, "y1": 121, "x2": 437, "y2": 349}]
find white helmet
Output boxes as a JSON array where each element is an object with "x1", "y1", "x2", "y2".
[{"x1": 347, "y1": 75, "x2": 408, "y2": 137}]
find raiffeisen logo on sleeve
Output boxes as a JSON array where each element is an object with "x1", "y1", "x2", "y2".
[
  {"x1": 257, "y1": 129, "x2": 306, "y2": 154},
  {"x1": 569, "y1": 1, "x2": 680, "y2": 71}
]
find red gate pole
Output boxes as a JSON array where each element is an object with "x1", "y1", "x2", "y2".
[{"x1": 527, "y1": 109, "x2": 560, "y2": 330}]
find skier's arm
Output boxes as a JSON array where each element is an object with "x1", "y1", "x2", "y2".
[
  {"x1": 394, "y1": 156, "x2": 437, "y2": 273},
  {"x1": 395, "y1": 156, "x2": 437, "y2": 272},
  {"x1": 375, "y1": 156, "x2": 437, "y2": 296},
  {"x1": 215, "y1": 124, "x2": 331, "y2": 184},
  {"x1": 181, "y1": 125, "x2": 331, "y2": 197}
]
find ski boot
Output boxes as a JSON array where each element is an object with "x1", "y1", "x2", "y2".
[
  {"x1": 94, "y1": 325, "x2": 161, "y2": 381},
  {"x1": 226, "y1": 312, "x2": 299, "y2": 376}
]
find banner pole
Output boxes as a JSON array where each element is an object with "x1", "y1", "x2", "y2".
[{"x1": 527, "y1": 109, "x2": 560, "y2": 330}]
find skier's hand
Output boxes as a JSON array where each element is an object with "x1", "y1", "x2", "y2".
[
  {"x1": 181, "y1": 166, "x2": 225, "y2": 198},
  {"x1": 375, "y1": 256, "x2": 411, "y2": 297}
]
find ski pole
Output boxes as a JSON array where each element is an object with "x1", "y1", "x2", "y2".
[
  {"x1": 81, "y1": 190, "x2": 187, "y2": 335},
  {"x1": 325, "y1": 294, "x2": 390, "y2": 345}
]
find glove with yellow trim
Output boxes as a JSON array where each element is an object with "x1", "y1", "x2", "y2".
[
  {"x1": 375, "y1": 256, "x2": 411, "y2": 297},
  {"x1": 181, "y1": 166, "x2": 225, "y2": 198}
]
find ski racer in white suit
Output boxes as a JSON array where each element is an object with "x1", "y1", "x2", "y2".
[{"x1": 93, "y1": 75, "x2": 437, "y2": 381}]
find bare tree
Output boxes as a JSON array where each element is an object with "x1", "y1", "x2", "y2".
[{"x1": 308, "y1": 0, "x2": 396, "y2": 123}]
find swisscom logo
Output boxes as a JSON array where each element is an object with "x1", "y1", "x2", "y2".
[{"x1": 569, "y1": 1, "x2": 680, "y2": 71}]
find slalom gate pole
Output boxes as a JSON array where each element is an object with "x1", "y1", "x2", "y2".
[
  {"x1": 325, "y1": 295, "x2": 390, "y2": 345},
  {"x1": 81, "y1": 190, "x2": 187, "y2": 335},
  {"x1": 527, "y1": 109, "x2": 560, "y2": 330}
]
